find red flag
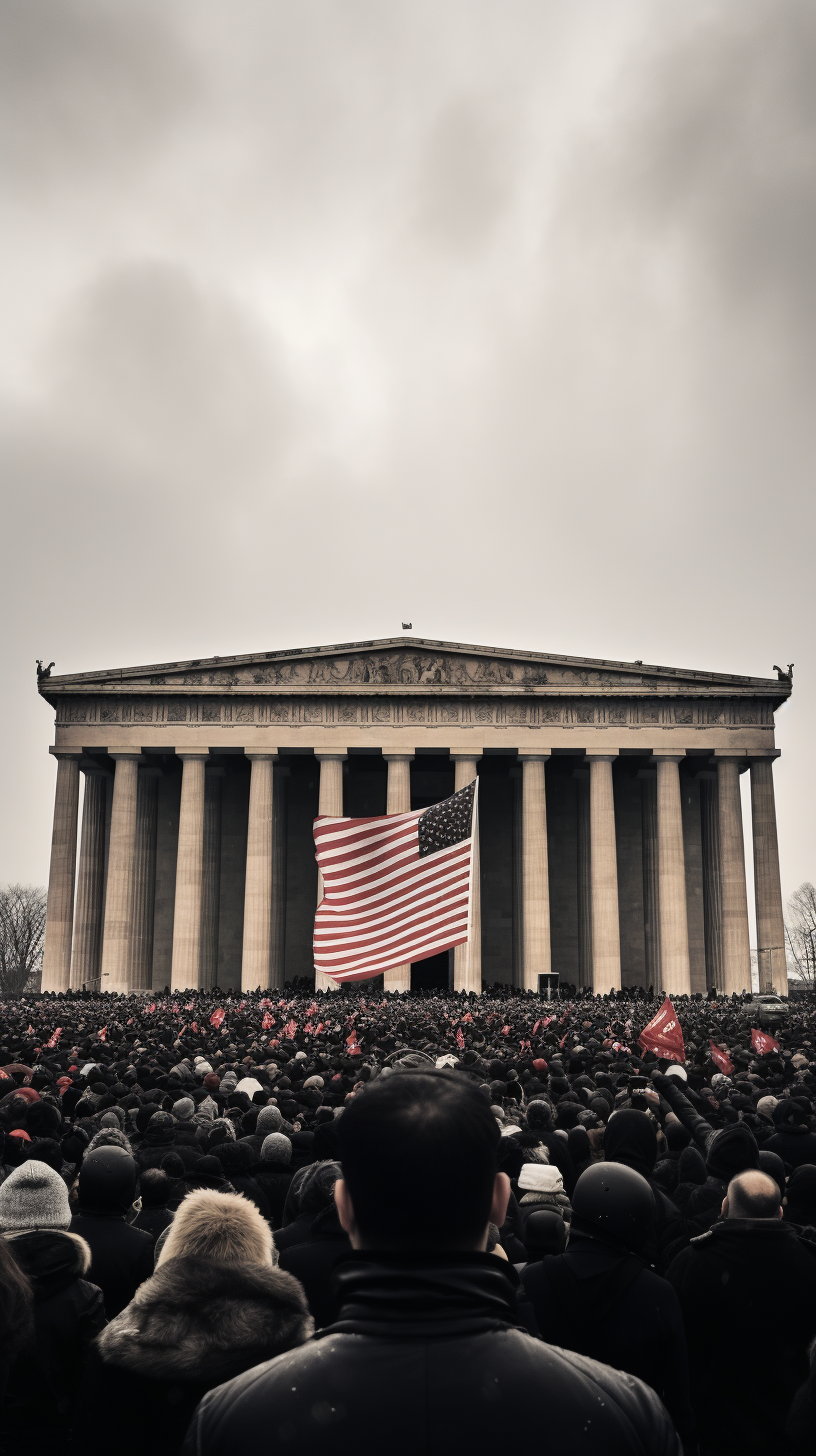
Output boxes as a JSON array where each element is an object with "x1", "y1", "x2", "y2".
[
  {"x1": 178, "y1": 1025, "x2": 187, "y2": 1040},
  {"x1": 462, "y1": 1013, "x2": 473, "y2": 1023},
  {"x1": 501, "y1": 1025, "x2": 510, "y2": 1036},
  {"x1": 283, "y1": 1020, "x2": 298, "y2": 1039},
  {"x1": 532, "y1": 1020, "x2": 541, "y2": 1035},
  {"x1": 185, "y1": 1002, "x2": 194, "y2": 1011},
  {"x1": 46, "y1": 1027, "x2": 62, "y2": 1049},
  {"x1": 25, "y1": 1024, "x2": 34, "y2": 1036},
  {"x1": 638, "y1": 997, "x2": 685, "y2": 1063},
  {"x1": 751, "y1": 1028, "x2": 780, "y2": 1056},
  {"x1": 146, "y1": 1003, "x2": 156, "y2": 1014},
  {"x1": 98, "y1": 1026, "x2": 107, "y2": 1042},
  {"x1": 710, "y1": 1040, "x2": 734, "y2": 1075},
  {"x1": 315, "y1": 1022, "x2": 325, "y2": 1034},
  {"x1": 304, "y1": 1022, "x2": 315, "y2": 1034},
  {"x1": 307, "y1": 1002, "x2": 319, "y2": 1017},
  {"x1": 346, "y1": 1031, "x2": 361, "y2": 1056},
  {"x1": 210, "y1": 1008, "x2": 226, "y2": 1028},
  {"x1": 190, "y1": 1022, "x2": 198, "y2": 1033},
  {"x1": 127, "y1": 1018, "x2": 133, "y2": 1026},
  {"x1": 456, "y1": 1028, "x2": 465, "y2": 1051},
  {"x1": 172, "y1": 1003, "x2": 179, "y2": 1014},
  {"x1": 559, "y1": 1034, "x2": 567, "y2": 1049},
  {"x1": 261, "y1": 1012, "x2": 274, "y2": 1031}
]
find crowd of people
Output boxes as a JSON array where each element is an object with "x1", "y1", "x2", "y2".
[{"x1": 1, "y1": 980, "x2": 815, "y2": 1456}]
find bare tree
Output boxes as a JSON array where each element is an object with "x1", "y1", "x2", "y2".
[
  {"x1": 0, "y1": 885, "x2": 47, "y2": 997},
  {"x1": 785, "y1": 882, "x2": 816, "y2": 991}
]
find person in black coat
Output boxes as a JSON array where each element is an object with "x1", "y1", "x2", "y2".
[
  {"x1": 522, "y1": 1163, "x2": 695, "y2": 1450},
  {"x1": 72, "y1": 1190, "x2": 311, "y2": 1456},
  {"x1": 250, "y1": 1134, "x2": 294, "y2": 1228},
  {"x1": 277, "y1": 1197, "x2": 352, "y2": 1328},
  {"x1": 765, "y1": 1100, "x2": 816, "y2": 1170},
  {"x1": 0, "y1": 1160, "x2": 105, "y2": 1447},
  {"x1": 131, "y1": 1168, "x2": 174, "y2": 1242},
  {"x1": 184, "y1": 1070, "x2": 680, "y2": 1456},
  {"x1": 650, "y1": 1072, "x2": 761, "y2": 1234},
  {"x1": 603, "y1": 1110, "x2": 687, "y2": 1270},
  {"x1": 667, "y1": 1169, "x2": 816, "y2": 1456},
  {"x1": 69, "y1": 1147, "x2": 154, "y2": 1317}
]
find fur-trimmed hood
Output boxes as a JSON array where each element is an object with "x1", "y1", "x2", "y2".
[
  {"x1": 6, "y1": 1228, "x2": 92, "y2": 1299},
  {"x1": 97, "y1": 1257, "x2": 313, "y2": 1383}
]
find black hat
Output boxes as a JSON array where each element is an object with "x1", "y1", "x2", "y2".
[{"x1": 571, "y1": 1162, "x2": 655, "y2": 1254}]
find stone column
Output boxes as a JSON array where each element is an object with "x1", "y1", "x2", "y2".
[
  {"x1": 717, "y1": 756, "x2": 752, "y2": 994},
  {"x1": 271, "y1": 763, "x2": 288, "y2": 989},
  {"x1": 41, "y1": 752, "x2": 81, "y2": 992},
  {"x1": 200, "y1": 767, "x2": 224, "y2": 991},
  {"x1": 451, "y1": 754, "x2": 482, "y2": 993},
  {"x1": 638, "y1": 768, "x2": 660, "y2": 987},
  {"x1": 382, "y1": 754, "x2": 414, "y2": 993},
  {"x1": 170, "y1": 754, "x2": 208, "y2": 991},
  {"x1": 654, "y1": 753, "x2": 691, "y2": 995},
  {"x1": 241, "y1": 754, "x2": 277, "y2": 992},
  {"x1": 588, "y1": 754, "x2": 621, "y2": 992},
  {"x1": 131, "y1": 767, "x2": 160, "y2": 992},
  {"x1": 699, "y1": 771, "x2": 723, "y2": 991},
  {"x1": 71, "y1": 767, "x2": 109, "y2": 990},
  {"x1": 520, "y1": 753, "x2": 551, "y2": 991},
  {"x1": 313, "y1": 754, "x2": 347, "y2": 993},
  {"x1": 750, "y1": 755, "x2": 787, "y2": 995},
  {"x1": 100, "y1": 754, "x2": 142, "y2": 994},
  {"x1": 575, "y1": 768, "x2": 593, "y2": 987}
]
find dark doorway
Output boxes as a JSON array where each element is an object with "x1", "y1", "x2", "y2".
[{"x1": 411, "y1": 951, "x2": 450, "y2": 990}]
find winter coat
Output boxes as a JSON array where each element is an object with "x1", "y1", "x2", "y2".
[
  {"x1": 667, "y1": 1219, "x2": 816, "y2": 1455},
  {"x1": 603, "y1": 1111, "x2": 688, "y2": 1271},
  {"x1": 277, "y1": 1203, "x2": 352, "y2": 1328},
  {"x1": 522, "y1": 1230, "x2": 695, "y2": 1447},
  {"x1": 251, "y1": 1164, "x2": 293, "y2": 1227},
  {"x1": 69, "y1": 1212, "x2": 155, "y2": 1318},
  {"x1": 72, "y1": 1257, "x2": 312, "y2": 1456},
  {"x1": 2, "y1": 1230, "x2": 105, "y2": 1444},
  {"x1": 183, "y1": 1253, "x2": 680, "y2": 1456},
  {"x1": 765, "y1": 1125, "x2": 816, "y2": 1170},
  {"x1": 131, "y1": 1205, "x2": 174, "y2": 1241}
]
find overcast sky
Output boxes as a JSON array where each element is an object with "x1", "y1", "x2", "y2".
[{"x1": 1, "y1": 0, "x2": 813, "y2": 926}]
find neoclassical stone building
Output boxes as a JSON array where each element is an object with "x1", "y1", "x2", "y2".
[{"x1": 38, "y1": 638, "x2": 791, "y2": 997}]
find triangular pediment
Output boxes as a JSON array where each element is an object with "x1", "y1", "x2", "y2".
[{"x1": 38, "y1": 638, "x2": 790, "y2": 699}]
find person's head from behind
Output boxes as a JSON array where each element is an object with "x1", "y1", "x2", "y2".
[
  {"x1": 335, "y1": 1070, "x2": 509, "y2": 1252},
  {"x1": 139, "y1": 1168, "x2": 170, "y2": 1209},
  {"x1": 157, "y1": 1189, "x2": 275, "y2": 1268},
  {"x1": 722, "y1": 1169, "x2": 782, "y2": 1221}
]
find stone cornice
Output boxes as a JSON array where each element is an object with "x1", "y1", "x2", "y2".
[{"x1": 37, "y1": 637, "x2": 792, "y2": 705}]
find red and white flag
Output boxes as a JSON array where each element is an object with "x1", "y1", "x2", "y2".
[
  {"x1": 751, "y1": 1028, "x2": 780, "y2": 1056},
  {"x1": 313, "y1": 781, "x2": 478, "y2": 983},
  {"x1": 638, "y1": 997, "x2": 685, "y2": 1063},
  {"x1": 210, "y1": 1008, "x2": 226, "y2": 1028},
  {"x1": 710, "y1": 1040, "x2": 734, "y2": 1075},
  {"x1": 46, "y1": 1027, "x2": 62, "y2": 1048}
]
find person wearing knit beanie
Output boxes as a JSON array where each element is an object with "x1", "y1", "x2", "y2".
[
  {"x1": 0, "y1": 1158, "x2": 71, "y2": 1231},
  {"x1": 256, "y1": 1104, "x2": 283, "y2": 1137},
  {"x1": 261, "y1": 1133, "x2": 292, "y2": 1165}
]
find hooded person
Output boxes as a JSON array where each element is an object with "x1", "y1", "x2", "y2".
[
  {"x1": 71, "y1": 1190, "x2": 312, "y2": 1456},
  {"x1": 765, "y1": 1100, "x2": 816, "y2": 1170},
  {"x1": 521, "y1": 1163, "x2": 695, "y2": 1450},
  {"x1": 684, "y1": 1123, "x2": 761, "y2": 1234},
  {"x1": 131, "y1": 1168, "x2": 174, "y2": 1242},
  {"x1": 135, "y1": 1111, "x2": 177, "y2": 1171},
  {"x1": 603, "y1": 1110, "x2": 687, "y2": 1270},
  {"x1": 275, "y1": 1161, "x2": 343, "y2": 1252},
  {"x1": 69, "y1": 1147, "x2": 154, "y2": 1317},
  {"x1": 0, "y1": 1161, "x2": 105, "y2": 1443},
  {"x1": 784, "y1": 1165, "x2": 816, "y2": 1231},
  {"x1": 277, "y1": 1159, "x2": 351, "y2": 1329}
]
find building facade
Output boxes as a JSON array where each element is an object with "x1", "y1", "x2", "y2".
[{"x1": 38, "y1": 638, "x2": 792, "y2": 996}]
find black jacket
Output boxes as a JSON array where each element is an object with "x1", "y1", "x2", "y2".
[
  {"x1": 277, "y1": 1204, "x2": 352, "y2": 1327},
  {"x1": 522, "y1": 1231, "x2": 694, "y2": 1448},
  {"x1": 667, "y1": 1219, "x2": 816, "y2": 1455},
  {"x1": 3, "y1": 1230, "x2": 106, "y2": 1446},
  {"x1": 71, "y1": 1257, "x2": 312, "y2": 1456},
  {"x1": 184, "y1": 1253, "x2": 680, "y2": 1456},
  {"x1": 69, "y1": 1212, "x2": 155, "y2": 1317},
  {"x1": 765, "y1": 1125, "x2": 816, "y2": 1169}
]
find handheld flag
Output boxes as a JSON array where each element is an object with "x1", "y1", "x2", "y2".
[
  {"x1": 638, "y1": 997, "x2": 685, "y2": 1063},
  {"x1": 313, "y1": 781, "x2": 478, "y2": 982},
  {"x1": 209, "y1": 1008, "x2": 226, "y2": 1029},
  {"x1": 751, "y1": 1028, "x2": 780, "y2": 1056},
  {"x1": 709, "y1": 1041, "x2": 734, "y2": 1075}
]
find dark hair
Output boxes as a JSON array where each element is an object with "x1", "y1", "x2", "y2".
[
  {"x1": 337, "y1": 1070, "x2": 500, "y2": 1250},
  {"x1": 0, "y1": 1239, "x2": 34, "y2": 1360},
  {"x1": 727, "y1": 1170, "x2": 781, "y2": 1219},
  {"x1": 139, "y1": 1168, "x2": 171, "y2": 1208}
]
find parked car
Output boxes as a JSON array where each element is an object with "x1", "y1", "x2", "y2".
[{"x1": 752, "y1": 994, "x2": 789, "y2": 1028}]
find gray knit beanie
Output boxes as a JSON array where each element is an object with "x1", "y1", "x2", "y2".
[
  {"x1": 261, "y1": 1133, "x2": 292, "y2": 1165},
  {"x1": 0, "y1": 1159, "x2": 72, "y2": 1231},
  {"x1": 172, "y1": 1098, "x2": 195, "y2": 1122},
  {"x1": 256, "y1": 1105, "x2": 283, "y2": 1136}
]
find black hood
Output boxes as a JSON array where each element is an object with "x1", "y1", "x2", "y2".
[
  {"x1": 78, "y1": 1146, "x2": 137, "y2": 1215},
  {"x1": 7, "y1": 1229, "x2": 91, "y2": 1300},
  {"x1": 705, "y1": 1123, "x2": 759, "y2": 1180},
  {"x1": 603, "y1": 1110, "x2": 657, "y2": 1179}
]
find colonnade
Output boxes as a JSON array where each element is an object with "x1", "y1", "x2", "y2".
[{"x1": 40, "y1": 747, "x2": 787, "y2": 996}]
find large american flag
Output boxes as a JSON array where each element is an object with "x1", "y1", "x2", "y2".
[{"x1": 313, "y1": 781, "x2": 478, "y2": 983}]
